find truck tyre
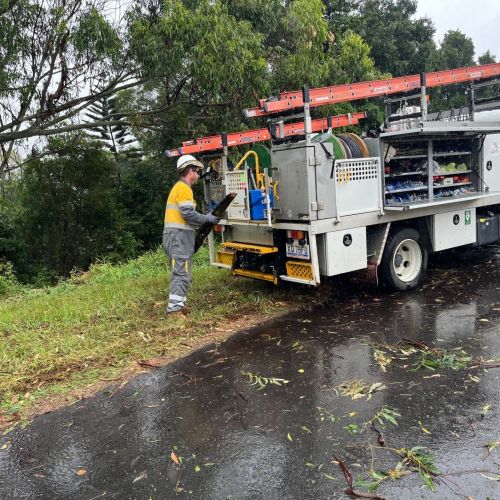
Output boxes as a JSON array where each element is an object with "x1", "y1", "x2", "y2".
[{"x1": 381, "y1": 228, "x2": 428, "y2": 291}]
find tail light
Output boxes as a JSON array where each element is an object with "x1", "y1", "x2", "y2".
[{"x1": 287, "y1": 230, "x2": 305, "y2": 240}]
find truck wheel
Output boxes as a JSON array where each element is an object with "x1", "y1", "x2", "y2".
[{"x1": 381, "y1": 228, "x2": 428, "y2": 291}]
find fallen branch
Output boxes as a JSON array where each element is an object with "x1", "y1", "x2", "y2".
[
  {"x1": 440, "y1": 468, "x2": 493, "y2": 477},
  {"x1": 333, "y1": 454, "x2": 386, "y2": 500},
  {"x1": 370, "y1": 423, "x2": 385, "y2": 447},
  {"x1": 470, "y1": 363, "x2": 500, "y2": 369},
  {"x1": 466, "y1": 419, "x2": 476, "y2": 437},
  {"x1": 137, "y1": 360, "x2": 162, "y2": 369},
  {"x1": 172, "y1": 370, "x2": 202, "y2": 385},
  {"x1": 398, "y1": 338, "x2": 431, "y2": 350}
]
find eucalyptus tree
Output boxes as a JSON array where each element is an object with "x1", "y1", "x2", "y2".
[
  {"x1": 226, "y1": 0, "x2": 384, "y2": 128},
  {"x1": 126, "y1": 0, "x2": 382, "y2": 149},
  {"x1": 126, "y1": 0, "x2": 270, "y2": 147},
  {"x1": 437, "y1": 30, "x2": 475, "y2": 70},
  {"x1": 225, "y1": 0, "x2": 331, "y2": 91},
  {"x1": 19, "y1": 136, "x2": 138, "y2": 278},
  {"x1": 428, "y1": 30, "x2": 477, "y2": 112},
  {"x1": 0, "y1": 0, "x2": 135, "y2": 174}
]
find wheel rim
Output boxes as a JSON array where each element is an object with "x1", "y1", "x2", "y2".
[{"x1": 392, "y1": 239, "x2": 422, "y2": 283}]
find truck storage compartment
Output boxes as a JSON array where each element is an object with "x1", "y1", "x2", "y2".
[
  {"x1": 379, "y1": 127, "x2": 500, "y2": 210},
  {"x1": 318, "y1": 227, "x2": 367, "y2": 276},
  {"x1": 429, "y1": 208, "x2": 476, "y2": 251},
  {"x1": 476, "y1": 213, "x2": 499, "y2": 245},
  {"x1": 332, "y1": 158, "x2": 381, "y2": 217}
]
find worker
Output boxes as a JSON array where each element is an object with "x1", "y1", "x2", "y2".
[{"x1": 163, "y1": 154, "x2": 219, "y2": 315}]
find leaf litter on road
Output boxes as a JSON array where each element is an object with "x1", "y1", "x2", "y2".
[
  {"x1": 241, "y1": 371, "x2": 290, "y2": 390},
  {"x1": 484, "y1": 440, "x2": 500, "y2": 453},
  {"x1": 338, "y1": 380, "x2": 386, "y2": 400},
  {"x1": 170, "y1": 451, "x2": 180, "y2": 465},
  {"x1": 368, "y1": 407, "x2": 401, "y2": 428},
  {"x1": 373, "y1": 349, "x2": 392, "y2": 372}
]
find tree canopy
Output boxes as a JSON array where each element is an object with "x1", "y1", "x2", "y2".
[
  {"x1": 1, "y1": 0, "x2": 495, "y2": 168},
  {"x1": 438, "y1": 30, "x2": 475, "y2": 69},
  {"x1": 0, "y1": 1, "x2": 136, "y2": 171},
  {"x1": 326, "y1": 0, "x2": 438, "y2": 75},
  {"x1": 19, "y1": 136, "x2": 137, "y2": 278}
]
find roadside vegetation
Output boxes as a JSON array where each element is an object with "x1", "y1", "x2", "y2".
[{"x1": 0, "y1": 247, "x2": 303, "y2": 426}]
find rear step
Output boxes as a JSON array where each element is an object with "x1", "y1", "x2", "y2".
[{"x1": 233, "y1": 268, "x2": 278, "y2": 284}]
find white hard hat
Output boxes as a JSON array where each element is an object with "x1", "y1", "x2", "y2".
[{"x1": 176, "y1": 154, "x2": 203, "y2": 172}]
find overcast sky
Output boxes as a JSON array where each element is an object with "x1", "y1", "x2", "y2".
[{"x1": 416, "y1": 0, "x2": 500, "y2": 61}]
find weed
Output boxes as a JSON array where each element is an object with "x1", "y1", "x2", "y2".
[
  {"x1": 373, "y1": 348, "x2": 392, "y2": 372},
  {"x1": 375, "y1": 340, "x2": 472, "y2": 372},
  {"x1": 484, "y1": 440, "x2": 500, "y2": 453},
  {"x1": 344, "y1": 423, "x2": 359, "y2": 435},
  {"x1": 338, "y1": 380, "x2": 386, "y2": 400},
  {"x1": 355, "y1": 446, "x2": 440, "y2": 494},
  {"x1": 355, "y1": 463, "x2": 410, "y2": 492}
]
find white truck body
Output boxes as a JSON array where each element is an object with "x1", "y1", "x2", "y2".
[{"x1": 206, "y1": 117, "x2": 500, "y2": 290}]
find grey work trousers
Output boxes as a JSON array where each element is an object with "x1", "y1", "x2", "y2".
[{"x1": 162, "y1": 228, "x2": 195, "y2": 312}]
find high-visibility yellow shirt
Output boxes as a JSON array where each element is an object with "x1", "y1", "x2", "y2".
[{"x1": 164, "y1": 180, "x2": 197, "y2": 229}]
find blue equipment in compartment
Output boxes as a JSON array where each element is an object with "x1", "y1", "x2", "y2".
[{"x1": 249, "y1": 189, "x2": 274, "y2": 220}]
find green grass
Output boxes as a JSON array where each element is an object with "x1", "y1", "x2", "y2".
[{"x1": 0, "y1": 247, "x2": 300, "y2": 420}]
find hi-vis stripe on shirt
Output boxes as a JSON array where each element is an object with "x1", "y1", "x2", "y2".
[{"x1": 164, "y1": 181, "x2": 196, "y2": 227}]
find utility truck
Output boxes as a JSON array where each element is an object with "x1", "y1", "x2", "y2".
[{"x1": 167, "y1": 64, "x2": 500, "y2": 291}]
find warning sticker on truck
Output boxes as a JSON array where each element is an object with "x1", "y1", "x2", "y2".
[{"x1": 465, "y1": 210, "x2": 472, "y2": 225}]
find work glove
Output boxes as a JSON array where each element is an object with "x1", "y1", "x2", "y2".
[{"x1": 206, "y1": 212, "x2": 220, "y2": 225}]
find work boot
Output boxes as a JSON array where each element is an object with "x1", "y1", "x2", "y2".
[
  {"x1": 166, "y1": 309, "x2": 186, "y2": 319},
  {"x1": 166, "y1": 306, "x2": 191, "y2": 318}
]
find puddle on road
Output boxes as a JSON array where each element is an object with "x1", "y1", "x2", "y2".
[{"x1": 1, "y1": 249, "x2": 500, "y2": 499}]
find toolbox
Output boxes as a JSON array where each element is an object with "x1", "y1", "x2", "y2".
[{"x1": 249, "y1": 189, "x2": 274, "y2": 220}]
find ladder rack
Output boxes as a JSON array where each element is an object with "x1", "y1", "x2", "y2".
[
  {"x1": 166, "y1": 63, "x2": 500, "y2": 157},
  {"x1": 244, "y1": 63, "x2": 500, "y2": 117},
  {"x1": 166, "y1": 112, "x2": 366, "y2": 157}
]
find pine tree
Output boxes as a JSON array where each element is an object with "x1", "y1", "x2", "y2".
[{"x1": 85, "y1": 95, "x2": 143, "y2": 162}]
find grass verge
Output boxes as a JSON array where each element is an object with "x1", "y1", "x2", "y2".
[{"x1": 0, "y1": 247, "x2": 312, "y2": 427}]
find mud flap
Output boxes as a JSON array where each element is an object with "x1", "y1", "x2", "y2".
[
  {"x1": 351, "y1": 223, "x2": 391, "y2": 286},
  {"x1": 352, "y1": 261, "x2": 379, "y2": 286}
]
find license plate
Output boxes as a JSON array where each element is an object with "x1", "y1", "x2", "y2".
[{"x1": 286, "y1": 242, "x2": 310, "y2": 259}]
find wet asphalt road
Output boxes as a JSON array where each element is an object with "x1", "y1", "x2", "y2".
[{"x1": 1, "y1": 249, "x2": 500, "y2": 500}]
